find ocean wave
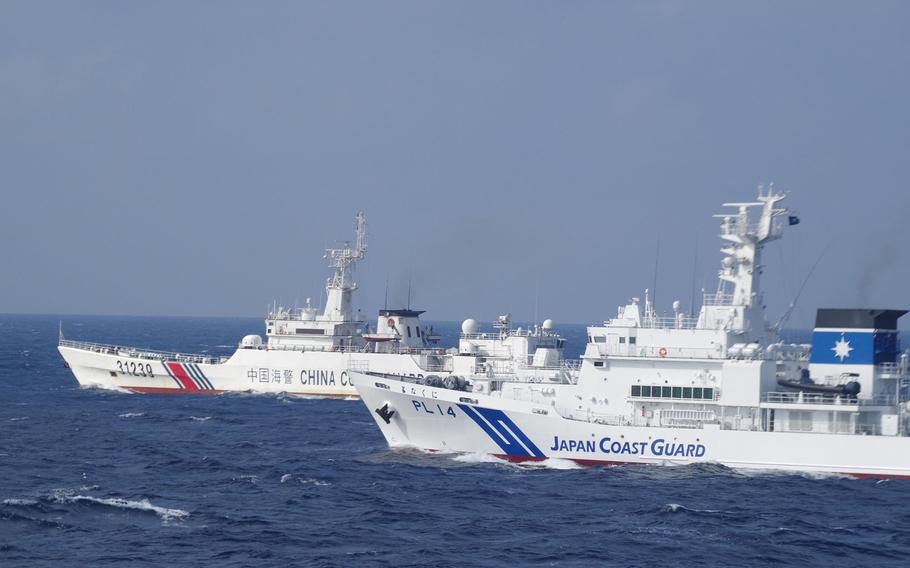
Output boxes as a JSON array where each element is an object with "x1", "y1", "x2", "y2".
[
  {"x1": 118, "y1": 412, "x2": 145, "y2": 419},
  {"x1": 732, "y1": 467, "x2": 854, "y2": 481},
  {"x1": 525, "y1": 457, "x2": 583, "y2": 470},
  {"x1": 279, "y1": 473, "x2": 332, "y2": 486},
  {"x1": 50, "y1": 491, "x2": 189, "y2": 521},
  {"x1": 451, "y1": 452, "x2": 507, "y2": 465},
  {"x1": 218, "y1": 391, "x2": 286, "y2": 399},
  {"x1": 2, "y1": 498, "x2": 39, "y2": 506},
  {"x1": 82, "y1": 384, "x2": 133, "y2": 395},
  {"x1": 449, "y1": 452, "x2": 583, "y2": 470},
  {"x1": 282, "y1": 393, "x2": 358, "y2": 401},
  {"x1": 190, "y1": 416, "x2": 212, "y2": 422},
  {"x1": 8, "y1": 416, "x2": 29, "y2": 422},
  {"x1": 663, "y1": 503, "x2": 723, "y2": 515}
]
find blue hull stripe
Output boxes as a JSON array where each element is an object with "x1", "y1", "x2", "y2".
[
  {"x1": 193, "y1": 364, "x2": 215, "y2": 390},
  {"x1": 187, "y1": 364, "x2": 213, "y2": 390},
  {"x1": 185, "y1": 364, "x2": 205, "y2": 389},
  {"x1": 457, "y1": 404, "x2": 546, "y2": 458}
]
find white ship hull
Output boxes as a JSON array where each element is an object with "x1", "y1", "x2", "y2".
[
  {"x1": 355, "y1": 374, "x2": 910, "y2": 479},
  {"x1": 59, "y1": 344, "x2": 439, "y2": 397}
]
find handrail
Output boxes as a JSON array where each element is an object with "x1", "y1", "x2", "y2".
[
  {"x1": 762, "y1": 391, "x2": 897, "y2": 406},
  {"x1": 596, "y1": 344, "x2": 729, "y2": 360},
  {"x1": 59, "y1": 339, "x2": 227, "y2": 365},
  {"x1": 460, "y1": 331, "x2": 560, "y2": 340},
  {"x1": 264, "y1": 343, "x2": 449, "y2": 355}
]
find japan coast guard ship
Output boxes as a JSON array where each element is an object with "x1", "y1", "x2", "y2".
[
  {"x1": 58, "y1": 213, "x2": 569, "y2": 397},
  {"x1": 354, "y1": 189, "x2": 910, "y2": 478}
]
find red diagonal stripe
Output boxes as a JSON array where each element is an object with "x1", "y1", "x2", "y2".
[{"x1": 165, "y1": 362, "x2": 199, "y2": 390}]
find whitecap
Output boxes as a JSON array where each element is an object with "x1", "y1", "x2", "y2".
[
  {"x1": 51, "y1": 492, "x2": 189, "y2": 521},
  {"x1": 2, "y1": 498, "x2": 38, "y2": 506},
  {"x1": 300, "y1": 478, "x2": 331, "y2": 487},
  {"x1": 118, "y1": 412, "x2": 145, "y2": 419},
  {"x1": 663, "y1": 503, "x2": 722, "y2": 514},
  {"x1": 190, "y1": 416, "x2": 212, "y2": 422},
  {"x1": 732, "y1": 467, "x2": 853, "y2": 480},
  {"x1": 8, "y1": 417, "x2": 28, "y2": 422},
  {"x1": 280, "y1": 474, "x2": 293, "y2": 483},
  {"x1": 452, "y1": 452, "x2": 510, "y2": 465},
  {"x1": 524, "y1": 457, "x2": 582, "y2": 470}
]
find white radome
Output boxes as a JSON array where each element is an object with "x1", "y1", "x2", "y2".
[
  {"x1": 240, "y1": 334, "x2": 263, "y2": 348},
  {"x1": 542, "y1": 319, "x2": 554, "y2": 331},
  {"x1": 461, "y1": 318, "x2": 478, "y2": 334}
]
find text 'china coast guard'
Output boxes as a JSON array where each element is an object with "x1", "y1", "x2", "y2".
[{"x1": 354, "y1": 187, "x2": 910, "y2": 479}]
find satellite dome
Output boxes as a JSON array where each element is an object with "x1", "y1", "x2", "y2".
[
  {"x1": 461, "y1": 318, "x2": 478, "y2": 334},
  {"x1": 241, "y1": 334, "x2": 263, "y2": 349},
  {"x1": 542, "y1": 319, "x2": 554, "y2": 330}
]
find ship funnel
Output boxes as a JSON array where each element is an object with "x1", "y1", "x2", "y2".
[{"x1": 809, "y1": 309, "x2": 907, "y2": 400}]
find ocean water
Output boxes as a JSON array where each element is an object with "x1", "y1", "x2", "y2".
[{"x1": 2, "y1": 314, "x2": 910, "y2": 567}]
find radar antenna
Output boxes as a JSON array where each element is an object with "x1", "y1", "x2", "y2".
[
  {"x1": 321, "y1": 212, "x2": 368, "y2": 322},
  {"x1": 325, "y1": 211, "x2": 367, "y2": 291}
]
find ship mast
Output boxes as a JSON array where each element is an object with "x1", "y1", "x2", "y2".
[
  {"x1": 322, "y1": 212, "x2": 367, "y2": 322},
  {"x1": 699, "y1": 184, "x2": 796, "y2": 342}
]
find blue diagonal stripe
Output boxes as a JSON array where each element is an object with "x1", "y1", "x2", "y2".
[
  {"x1": 474, "y1": 406, "x2": 546, "y2": 458},
  {"x1": 187, "y1": 364, "x2": 213, "y2": 390},
  {"x1": 457, "y1": 404, "x2": 545, "y2": 458},
  {"x1": 193, "y1": 365, "x2": 215, "y2": 390}
]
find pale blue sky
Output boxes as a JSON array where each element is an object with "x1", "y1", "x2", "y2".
[{"x1": 2, "y1": 1, "x2": 909, "y2": 326}]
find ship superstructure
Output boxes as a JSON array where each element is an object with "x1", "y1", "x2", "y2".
[
  {"x1": 354, "y1": 189, "x2": 910, "y2": 478},
  {"x1": 58, "y1": 213, "x2": 569, "y2": 397},
  {"x1": 265, "y1": 213, "x2": 368, "y2": 353}
]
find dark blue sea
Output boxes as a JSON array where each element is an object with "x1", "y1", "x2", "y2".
[{"x1": 2, "y1": 314, "x2": 909, "y2": 567}]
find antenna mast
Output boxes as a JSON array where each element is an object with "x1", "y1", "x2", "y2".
[{"x1": 321, "y1": 212, "x2": 368, "y2": 321}]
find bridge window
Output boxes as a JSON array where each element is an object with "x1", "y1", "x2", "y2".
[
  {"x1": 619, "y1": 337, "x2": 626, "y2": 344},
  {"x1": 407, "y1": 326, "x2": 412, "y2": 338},
  {"x1": 629, "y1": 337, "x2": 636, "y2": 344},
  {"x1": 630, "y1": 385, "x2": 715, "y2": 400}
]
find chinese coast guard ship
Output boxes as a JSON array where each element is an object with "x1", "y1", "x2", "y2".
[
  {"x1": 354, "y1": 189, "x2": 910, "y2": 478},
  {"x1": 58, "y1": 213, "x2": 569, "y2": 397}
]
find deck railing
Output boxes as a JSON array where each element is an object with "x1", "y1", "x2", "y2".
[
  {"x1": 877, "y1": 362, "x2": 908, "y2": 378},
  {"x1": 762, "y1": 391, "x2": 897, "y2": 407},
  {"x1": 59, "y1": 339, "x2": 227, "y2": 365}
]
